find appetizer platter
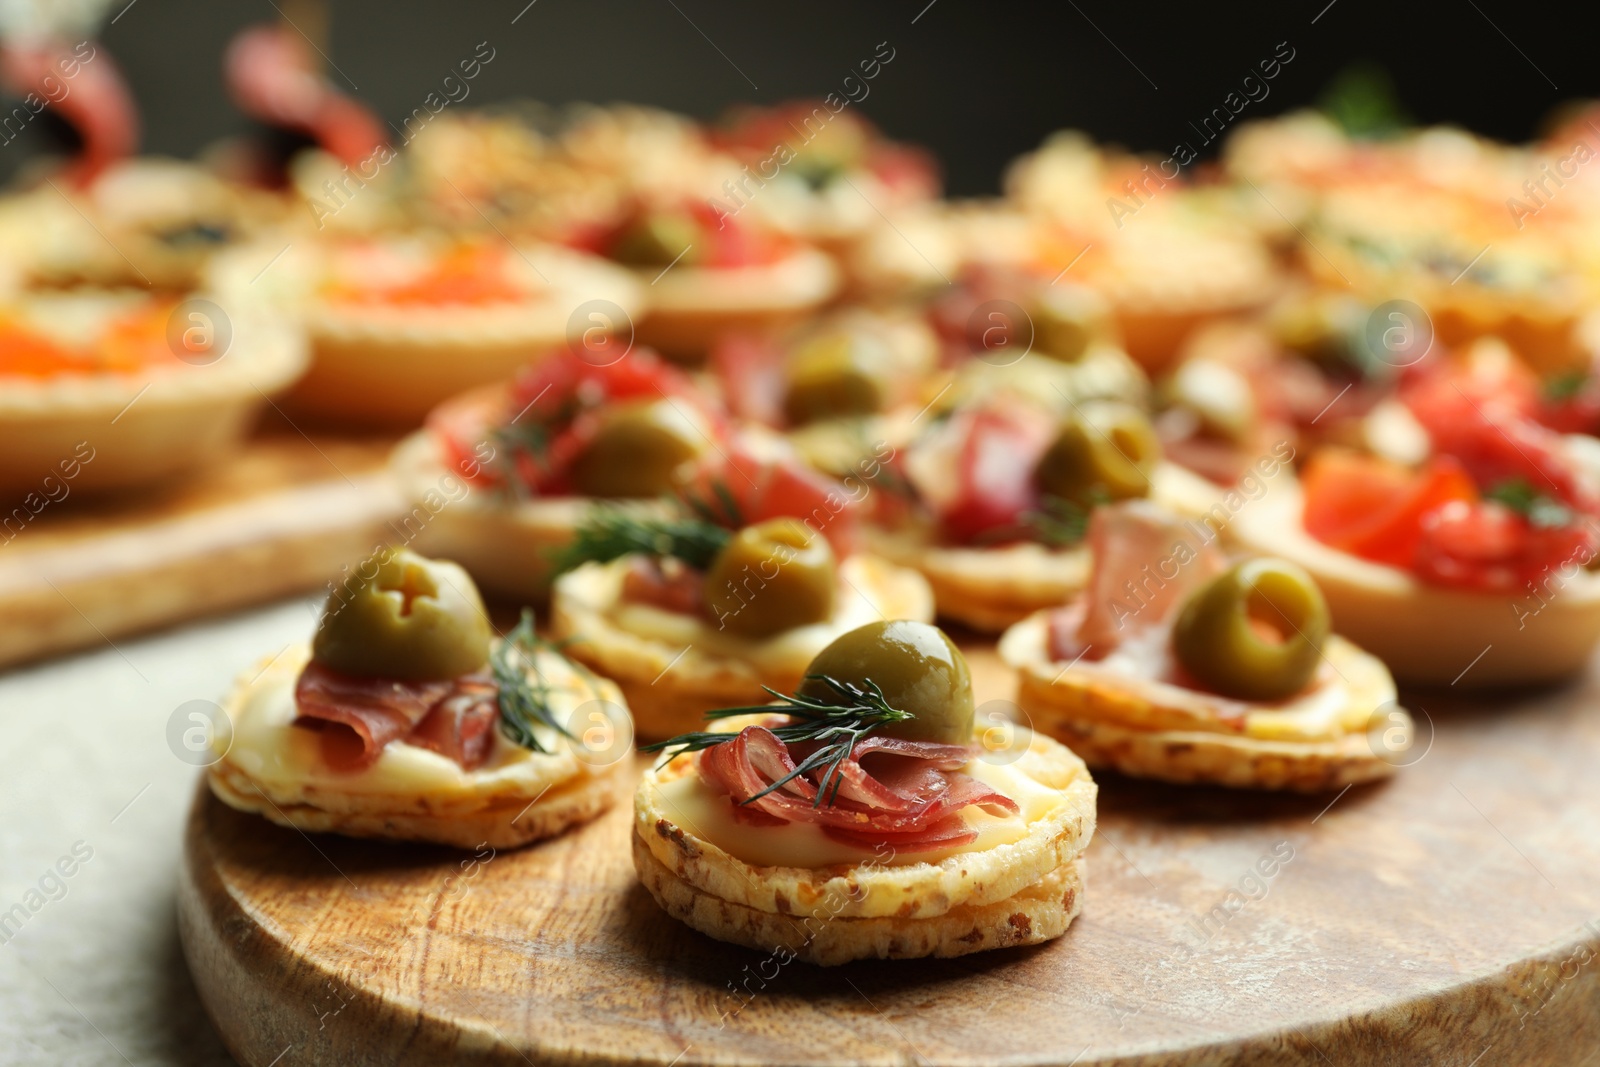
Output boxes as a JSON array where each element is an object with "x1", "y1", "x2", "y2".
[{"x1": 4, "y1": 13, "x2": 1600, "y2": 1066}]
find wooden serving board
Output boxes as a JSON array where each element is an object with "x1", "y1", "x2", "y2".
[
  {"x1": 178, "y1": 647, "x2": 1600, "y2": 1066},
  {"x1": 0, "y1": 419, "x2": 405, "y2": 670}
]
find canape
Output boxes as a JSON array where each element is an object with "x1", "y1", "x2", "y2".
[
  {"x1": 711, "y1": 99, "x2": 940, "y2": 259},
  {"x1": 0, "y1": 158, "x2": 284, "y2": 291},
  {"x1": 863, "y1": 385, "x2": 1223, "y2": 632},
  {"x1": 584, "y1": 199, "x2": 838, "y2": 361},
  {"x1": 551, "y1": 507, "x2": 935, "y2": 740},
  {"x1": 711, "y1": 307, "x2": 939, "y2": 477},
  {"x1": 1232, "y1": 350, "x2": 1600, "y2": 686},
  {"x1": 209, "y1": 548, "x2": 631, "y2": 848},
  {"x1": 210, "y1": 234, "x2": 642, "y2": 425},
  {"x1": 1002, "y1": 502, "x2": 1411, "y2": 791},
  {"x1": 0, "y1": 287, "x2": 306, "y2": 496},
  {"x1": 634, "y1": 620, "x2": 1096, "y2": 965},
  {"x1": 390, "y1": 345, "x2": 730, "y2": 602}
]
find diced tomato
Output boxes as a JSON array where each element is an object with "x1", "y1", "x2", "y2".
[
  {"x1": 942, "y1": 409, "x2": 1051, "y2": 545},
  {"x1": 679, "y1": 441, "x2": 860, "y2": 553},
  {"x1": 1302, "y1": 451, "x2": 1477, "y2": 568},
  {"x1": 1402, "y1": 358, "x2": 1594, "y2": 512},
  {"x1": 1302, "y1": 448, "x2": 1600, "y2": 591},
  {"x1": 1414, "y1": 501, "x2": 1598, "y2": 592}
]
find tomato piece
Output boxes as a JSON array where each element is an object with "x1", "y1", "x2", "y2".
[
  {"x1": 1414, "y1": 501, "x2": 1598, "y2": 592},
  {"x1": 1402, "y1": 359, "x2": 1594, "y2": 512},
  {"x1": 1302, "y1": 451, "x2": 1477, "y2": 567}
]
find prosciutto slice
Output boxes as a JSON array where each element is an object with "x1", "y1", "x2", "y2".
[
  {"x1": 695, "y1": 725, "x2": 1017, "y2": 853},
  {"x1": 293, "y1": 664, "x2": 498, "y2": 773}
]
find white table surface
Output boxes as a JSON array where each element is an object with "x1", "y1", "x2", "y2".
[{"x1": 0, "y1": 597, "x2": 324, "y2": 1067}]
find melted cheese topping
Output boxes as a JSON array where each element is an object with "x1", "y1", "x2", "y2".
[
  {"x1": 654, "y1": 758, "x2": 1065, "y2": 869},
  {"x1": 605, "y1": 556, "x2": 916, "y2": 677},
  {"x1": 220, "y1": 645, "x2": 590, "y2": 798}
]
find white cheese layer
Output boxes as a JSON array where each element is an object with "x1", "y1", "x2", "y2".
[
  {"x1": 220, "y1": 645, "x2": 590, "y2": 799},
  {"x1": 654, "y1": 757, "x2": 1065, "y2": 869}
]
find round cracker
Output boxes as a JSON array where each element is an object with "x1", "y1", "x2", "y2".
[
  {"x1": 635, "y1": 834, "x2": 1085, "y2": 966},
  {"x1": 1002, "y1": 609, "x2": 1408, "y2": 792},
  {"x1": 209, "y1": 756, "x2": 627, "y2": 850}
]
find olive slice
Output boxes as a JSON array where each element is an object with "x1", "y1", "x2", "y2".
[{"x1": 1171, "y1": 559, "x2": 1331, "y2": 702}]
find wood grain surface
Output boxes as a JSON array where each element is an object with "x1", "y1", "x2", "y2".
[
  {"x1": 0, "y1": 424, "x2": 404, "y2": 670},
  {"x1": 178, "y1": 645, "x2": 1600, "y2": 1066}
]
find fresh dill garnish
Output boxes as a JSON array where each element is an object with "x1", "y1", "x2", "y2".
[
  {"x1": 682, "y1": 479, "x2": 745, "y2": 528},
  {"x1": 1545, "y1": 371, "x2": 1589, "y2": 403},
  {"x1": 1485, "y1": 479, "x2": 1574, "y2": 529},
  {"x1": 492, "y1": 609, "x2": 577, "y2": 754},
  {"x1": 551, "y1": 509, "x2": 733, "y2": 574},
  {"x1": 1024, "y1": 493, "x2": 1098, "y2": 547},
  {"x1": 639, "y1": 674, "x2": 913, "y2": 807}
]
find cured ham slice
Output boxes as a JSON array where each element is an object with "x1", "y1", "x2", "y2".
[
  {"x1": 0, "y1": 39, "x2": 138, "y2": 187},
  {"x1": 224, "y1": 23, "x2": 385, "y2": 167},
  {"x1": 293, "y1": 663, "x2": 498, "y2": 773},
  {"x1": 695, "y1": 725, "x2": 1016, "y2": 852},
  {"x1": 1066, "y1": 500, "x2": 1225, "y2": 657}
]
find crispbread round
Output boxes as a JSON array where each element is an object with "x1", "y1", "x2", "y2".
[
  {"x1": 205, "y1": 642, "x2": 633, "y2": 848},
  {"x1": 550, "y1": 555, "x2": 935, "y2": 740},
  {"x1": 634, "y1": 721, "x2": 1096, "y2": 920},
  {"x1": 208, "y1": 755, "x2": 627, "y2": 850},
  {"x1": 1002, "y1": 610, "x2": 1409, "y2": 792},
  {"x1": 634, "y1": 834, "x2": 1085, "y2": 966}
]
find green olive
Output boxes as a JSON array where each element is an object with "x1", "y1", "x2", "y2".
[
  {"x1": 703, "y1": 519, "x2": 836, "y2": 638},
  {"x1": 1171, "y1": 559, "x2": 1331, "y2": 702},
  {"x1": 569, "y1": 399, "x2": 708, "y2": 498},
  {"x1": 798, "y1": 620, "x2": 974, "y2": 744},
  {"x1": 782, "y1": 333, "x2": 887, "y2": 426},
  {"x1": 312, "y1": 548, "x2": 492, "y2": 681},
  {"x1": 609, "y1": 213, "x2": 702, "y2": 267},
  {"x1": 1034, "y1": 401, "x2": 1161, "y2": 507},
  {"x1": 1032, "y1": 284, "x2": 1111, "y2": 363}
]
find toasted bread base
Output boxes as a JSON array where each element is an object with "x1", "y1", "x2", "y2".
[
  {"x1": 634, "y1": 834, "x2": 1084, "y2": 966},
  {"x1": 208, "y1": 754, "x2": 627, "y2": 850}
]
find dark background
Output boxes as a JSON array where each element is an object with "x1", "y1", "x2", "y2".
[{"x1": 3, "y1": 0, "x2": 1595, "y2": 194}]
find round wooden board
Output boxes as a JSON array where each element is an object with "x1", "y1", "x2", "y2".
[{"x1": 178, "y1": 644, "x2": 1600, "y2": 1066}]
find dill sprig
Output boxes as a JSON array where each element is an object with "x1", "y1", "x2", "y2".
[
  {"x1": 551, "y1": 509, "x2": 731, "y2": 574},
  {"x1": 492, "y1": 609, "x2": 577, "y2": 754},
  {"x1": 1024, "y1": 493, "x2": 1096, "y2": 547},
  {"x1": 639, "y1": 674, "x2": 913, "y2": 807},
  {"x1": 682, "y1": 479, "x2": 745, "y2": 528}
]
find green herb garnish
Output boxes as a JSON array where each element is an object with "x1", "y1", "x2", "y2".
[
  {"x1": 683, "y1": 479, "x2": 745, "y2": 529},
  {"x1": 493, "y1": 609, "x2": 577, "y2": 754},
  {"x1": 552, "y1": 509, "x2": 732, "y2": 575},
  {"x1": 1024, "y1": 492, "x2": 1099, "y2": 547},
  {"x1": 1545, "y1": 371, "x2": 1589, "y2": 403},
  {"x1": 1485, "y1": 479, "x2": 1574, "y2": 529},
  {"x1": 640, "y1": 674, "x2": 913, "y2": 807}
]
